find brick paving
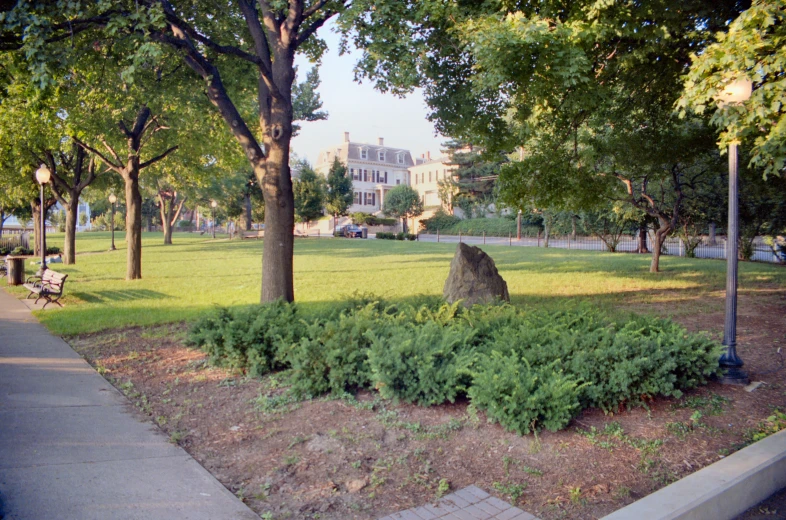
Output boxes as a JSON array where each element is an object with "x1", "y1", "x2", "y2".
[{"x1": 379, "y1": 486, "x2": 539, "y2": 520}]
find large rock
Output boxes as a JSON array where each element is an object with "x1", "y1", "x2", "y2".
[{"x1": 443, "y1": 243, "x2": 510, "y2": 307}]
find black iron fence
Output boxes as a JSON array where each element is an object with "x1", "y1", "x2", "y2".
[{"x1": 417, "y1": 232, "x2": 785, "y2": 265}]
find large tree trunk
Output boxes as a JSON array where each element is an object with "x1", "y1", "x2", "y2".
[
  {"x1": 260, "y1": 140, "x2": 295, "y2": 303},
  {"x1": 244, "y1": 193, "x2": 253, "y2": 231},
  {"x1": 63, "y1": 197, "x2": 79, "y2": 264},
  {"x1": 32, "y1": 202, "x2": 41, "y2": 257},
  {"x1": 543, "y1": 221, "x2": 551, "y2": 248},
  {"x1": 31, "y1": 198, "x2": 55, "y2": 257},
  {"x1": 125, "y1": 171, "x2": 143, "y2": 280},
  {"x1": 159, "y1": 193, "x2": 175, "y2": 245},
  {"x1": 571, "y1": 215, "x2": 577, "y2": 240},
  {"x1": 638, "y1": 224, "x2": 649, "y2": 254},
  {"x1": 650, "y1": 219, "x2": 672, "y2": 273}
]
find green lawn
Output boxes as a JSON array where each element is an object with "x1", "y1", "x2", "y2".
[{"x1": 9, "y1": 231, "x2": 786, "y2": 336}]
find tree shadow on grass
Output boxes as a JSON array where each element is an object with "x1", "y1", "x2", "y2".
[{"x1": 71, "y1": 289, "x2": 170, "y2": 304}]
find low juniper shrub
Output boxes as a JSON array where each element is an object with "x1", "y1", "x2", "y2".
[{"x1": 186, "y1": 297, "x2": 722, "y2": 434}]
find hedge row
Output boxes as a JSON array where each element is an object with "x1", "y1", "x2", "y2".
[
  {"x1": 187, "y1": 299, "x2": 721, "y2": 434},
  {"x1": 376, "y1": 232, "x2": 417, "y2": 241}
]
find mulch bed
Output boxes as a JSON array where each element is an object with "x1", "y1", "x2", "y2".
[{"x1": 68, "y1": 288, "x2": 786, "y2": 520}]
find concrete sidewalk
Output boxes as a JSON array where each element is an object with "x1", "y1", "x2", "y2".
[{"x1": 0, "y1": 288, "x2": 258, "y2": 519}]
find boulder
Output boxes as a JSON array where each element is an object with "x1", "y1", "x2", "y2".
[{"x1": 443, "y1": 243, "x2": 509, "y2": 307}]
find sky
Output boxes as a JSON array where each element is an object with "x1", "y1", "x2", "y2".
[{"x1": 291, "y1": 24, "x2": 446, "y2": 166}]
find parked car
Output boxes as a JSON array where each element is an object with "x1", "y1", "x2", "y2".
[
  {"x1": 334, "y1": 225, "x2": 347, "y2": 237},
  {"x1": 344, "y1": 225, "x2": 364, "y2": 238}
]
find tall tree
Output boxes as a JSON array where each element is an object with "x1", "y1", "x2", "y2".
[
  {"x1": 324, "y1": 157, "x2": 353, "y2": 229},
  {"x1": 293, "y1": 163, "x2": 325, "y2": 226},
  {"x1": 384, "y1": 185, "x2": 423, "y2": 234}
]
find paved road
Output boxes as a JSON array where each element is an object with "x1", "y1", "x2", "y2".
[{"x1": 0, "y1": 288, "x2": 258, "y2": 520}]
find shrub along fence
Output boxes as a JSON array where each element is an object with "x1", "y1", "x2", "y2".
[{"x1": 188, "y1": 298, "x2": 721, "y2": 435}]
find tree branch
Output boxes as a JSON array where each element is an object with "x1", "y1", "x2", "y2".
[
  {"x1": 139, "y1": 145, "x2": 179, "y2": 170},
  {"x1": 72, "y1": 137, "x2": 123, "y2": 174}
]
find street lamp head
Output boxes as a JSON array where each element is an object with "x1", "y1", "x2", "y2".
[
  {"x1": 108, "y1": 194, "x2": 117, "y2": 204},
  {"x1": 35, "y1": 164, "x2": 51, "y2": 184},
  {"x1": 211, "y1": 200, "x2": 218, "y2": 208},
  {"x1": 718, "y1": 78, "x2": 752, "y2": 106}
]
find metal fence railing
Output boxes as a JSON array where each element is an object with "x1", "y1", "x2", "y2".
[
  {"x1": 0, "y1": 233, "x2": 30, "y2": 252},
  {"x1": 415, "y1": 232, "x2": 785, "y2": 265}
]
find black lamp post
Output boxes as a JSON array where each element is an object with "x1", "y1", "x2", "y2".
[
  {"x1": 108, "y1": 194, "x2": 117, "y2": 251},
  {"x1": 35, "y1": 164, "x2": 51, "y2": 273},
  {"x1": 211, "y1": 200, "x2": 218, "y2": 239},
  {"x1": 717, "y1": 78, "x2": 752, "y2": 386}
]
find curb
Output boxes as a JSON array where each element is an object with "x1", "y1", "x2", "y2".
[{"x1": 602, "y1": 428, "x2": 786, "y2": 520}]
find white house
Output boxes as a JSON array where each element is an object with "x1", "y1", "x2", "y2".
[
  {"x1": 409, "y1": 152, "x2": 456, "y2": 209},
  {"x1": 315, "y1": 132, "x2": 414, "y2": 215}
]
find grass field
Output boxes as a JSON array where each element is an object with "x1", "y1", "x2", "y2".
[{"x1": 8, "y1": 231, "x2": 785, "y2": 336}]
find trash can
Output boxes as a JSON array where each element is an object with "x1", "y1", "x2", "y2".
[
  {"x1": 361, "y1": 227, "x2": 368, "y2": 239},
  {"x1": 6, "y1": 256, "x2": 25, "y2": 286}
]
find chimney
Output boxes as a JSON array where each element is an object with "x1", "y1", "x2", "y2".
[
  {"x1": 344, "y1": 132, "x2": 350, "y2": 143},
  {"x1": 427, "y1": 151, "x2": 431, "y2": 160},
  {"x1": 421, "y1": 153, "x2": 425, "y2": 158},
  {"x1": 378, "y1": 137, "x2": 384, "y2": 146}
]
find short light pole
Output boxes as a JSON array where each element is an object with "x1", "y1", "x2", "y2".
[
  {"x1": 718, "y1": 78, "x2": 752, "y2": 386},
  {"x1": 517, "y1": 209, "x2": 522, "y2": 241},
  {"x1": 108, "y1": 194, "x2": 117, "y2": 251},
  {"x1": 35, "y1": 164, "x2": 51, "y2": 273},
  {"x1": 211, "y1": 200, "x2": 218, "y2": 239}
]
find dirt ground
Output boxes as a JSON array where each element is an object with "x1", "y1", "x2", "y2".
[{"x1": 69, "y1": 289, "x2": 786, "y2": 520}]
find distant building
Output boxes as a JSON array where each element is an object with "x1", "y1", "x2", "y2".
[
  {"x1": 315, "y1": 132, "x2": 415, "y2": 214},
  {"x1": 409, "y1": 151, "x2": 456, "y2": 209}
]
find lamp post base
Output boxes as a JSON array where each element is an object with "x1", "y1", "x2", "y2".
[
  {"x1": 718, "y1": 365, "x2": 750, "y2": 386},
  {"x1": 109, "y1": 246, "x2": 116, "y2": 251}
]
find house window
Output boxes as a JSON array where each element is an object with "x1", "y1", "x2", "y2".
[
  {"x1": 363, "y1": 169, "x2": 368, "y2": 182},
  {"x1": 351, "y1": 168, "x2": 359, "y2": 181},
  {"x1": 378, "y1": 151, "x2": 386, "y2": 162},
  {"x1": 429, "y1": 171, "x2": 432, "y2": 182},
  {"x1": 354, "y1": 192, "x2": 360, "y2": 204},
  {"x1": 364, "y1": 192, "x2": 376, "y2": 206},
  {"x1": 396, "y1": 179, "x2": 400, "y2": 185},
  {"x1": 397, "y1": 154, "x2": 404, "y2": 164},
  {"x1": 360, "y1": 148, "x2": 368, "y2": 160},
  {"x1": 414, "y1": 174, "x2": 418, "y2": 185}
]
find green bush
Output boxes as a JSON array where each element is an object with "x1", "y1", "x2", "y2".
[
  {"x1": 286, "y1": 304, "x2": 384, "y2": 397},
  {"x1": 10, "y1": 246, "x2": 33, "y2": 256},
  {"x1": 406, "y1": 233, "x2": 417, "y2": 241},
  {"x1": 469, "y1": 354, "x2": 584, "y2": 434},
  {"x1": 368, "y1": 320, "x2": 476, "y2": 406},
  {"x1": 376, "y1": 232, "x2": 395, "y2": 240},
  {"x1": 187, "y1": 300, "x2": 304, "y2": 377},
  {"x1": 351, "y1": 212, "x2": 397, "y2": 226},
  {"x1": 188, "y1": 298, "x2": 722, "y2": 434},
  {"x1": 46, "y1": 246, "x2": 61, "y2": 255},
  {"x1": 395, "y1": 232, "x2": 405, "y2": 240},
  {"x1": 419, "y1": 209, "x2": 461, "y2": 232}
]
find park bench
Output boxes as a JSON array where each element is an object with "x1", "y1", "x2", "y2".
[
  {"x1": 243, "y1": 230, "x2": 264, "y2": 239},
  {"x1": 23, "y1": 269, "x2": 68, "y2": 309}
]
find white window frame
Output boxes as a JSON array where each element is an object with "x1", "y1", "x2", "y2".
[
  {"x1": 378, "y1": 151, "x2": 386, "y2": 162},
  {"x1": 359, "y1": 147, "x2": 368, "y2": 160},
  {"x1": 396, "y1": 153, "x2": 404, "y2": 164}
]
